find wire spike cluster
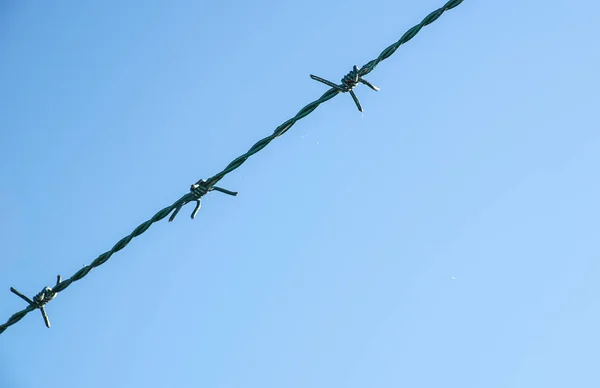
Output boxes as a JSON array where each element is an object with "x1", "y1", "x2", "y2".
[
  {"x1": 168, "y1": 180, "x2": 238, "y2": 222},
  {"x1": 310, "y1": 65, "x2": 379, "y2": 112},
  {"x1": 9, "y1": 275, "x2": 62, "y2": 328},
  {"x1": 0, "y1": 0, "x2": 464, "y2": 336}
]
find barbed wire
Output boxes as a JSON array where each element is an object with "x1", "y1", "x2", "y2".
[{"x1": 0, "y1": 0, "x2": 464, "y2": 336}]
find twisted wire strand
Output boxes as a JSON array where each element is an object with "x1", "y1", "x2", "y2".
[
  {"x1": 207, "y1": 0, "x2": 463, "y2": 187},
  {"x1": 0, "y1": 0, "x2": 463, "y2": 335},
  {"x1": 0, "y1": 194, "x2": 189, "y2": 334}
]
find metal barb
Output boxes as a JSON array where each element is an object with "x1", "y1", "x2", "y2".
[
  {"x1": 310, "y1": 65, "x2": 379, "y2": 112},
  {"x1": 169, "y1": 180, "x2": 238, "y2": 222},
  {"x1": 10, "y1": 275, "x2": 61, "y2": 328}
]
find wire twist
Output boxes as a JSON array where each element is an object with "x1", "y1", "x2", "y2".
[
  {"x1": 310, "y1": 65, "x2": 379, "y2": 112},
  {"x1": 9, "y1": 275, "x2": 61, "y2": 328},
  {"x1": 169, "y1": 180, "x2": 238, "y2": 222}
]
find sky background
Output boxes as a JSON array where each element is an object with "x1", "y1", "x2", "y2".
[{"x1": 1, "y1": 1, "x2": 599, "y2": 387}]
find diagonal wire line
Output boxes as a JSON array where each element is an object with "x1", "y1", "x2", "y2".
[
  {"x1": 206, "y1": 0, "x2": 464, "y2": 186},
  {"x1": 0, "y1": 0, "x2": 464, "y2": 336}
]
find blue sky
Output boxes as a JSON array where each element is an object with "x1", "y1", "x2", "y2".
[{"x1": 1, "y1": 0, "x2": 599, "y2": 387}]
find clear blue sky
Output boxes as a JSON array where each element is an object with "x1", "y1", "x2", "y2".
[{"x1": 1, "y1": 1, "x2": 599, "y2": 387}]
